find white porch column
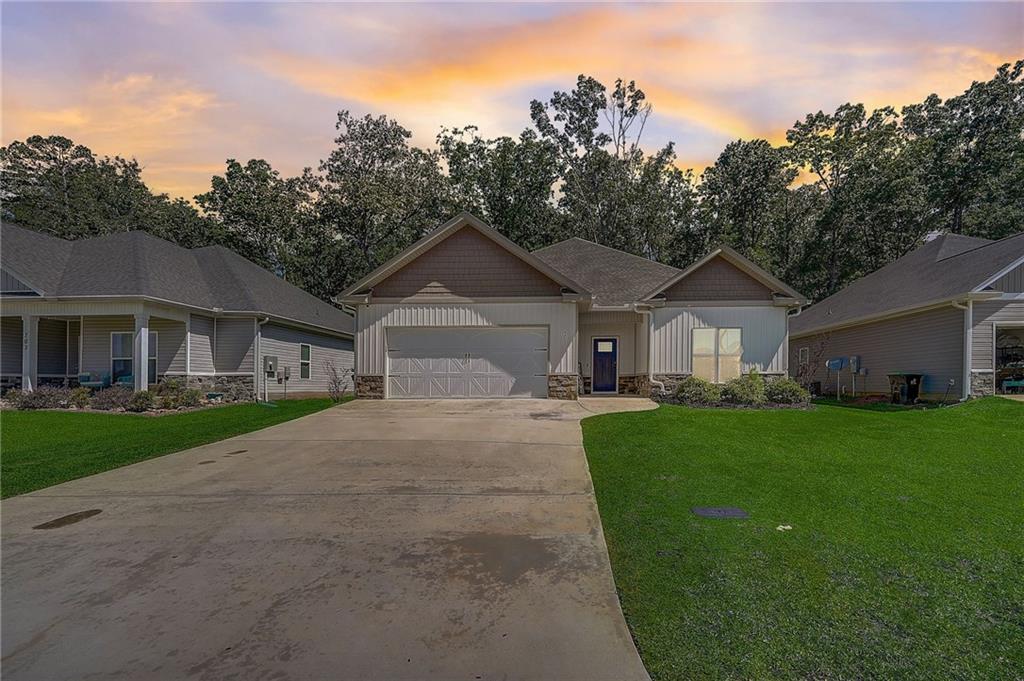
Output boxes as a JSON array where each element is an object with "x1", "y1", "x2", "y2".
[
  {"x1": 134, "y1": 312, "x2": 150, "y2": 391},
  {"x1": 21, "y1": 315, "x2": 38, "y2": 392}
]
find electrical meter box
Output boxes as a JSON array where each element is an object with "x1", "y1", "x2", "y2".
[
  {"x1": 283, "y1": 366, "x2": 291, "y2": 379},
  {"x1": 263, "y1": 356, "x2": 277, "y2": 374}
]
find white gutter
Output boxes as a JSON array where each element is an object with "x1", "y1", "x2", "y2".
[
  {"x1": 634, "y1": 306, "x2": 666, "y2": 396},
  {"x1": 256, "y1": 316, "x2": 270, "y2": 402}
]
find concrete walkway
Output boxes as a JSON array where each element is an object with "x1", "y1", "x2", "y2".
[{"x1": 1, "y1": 398, "x2": 655, "y2": 681}]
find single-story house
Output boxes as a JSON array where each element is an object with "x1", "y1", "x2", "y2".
[
  {"x1": 337, "y1": 212, "x2": 806, "y2": 399},
  {"x1": 1, "y1": 223, "x2": 354, "y2": 399},
  {"x1": 789, "y1": 232, "x2": 1024, "y2": 400}
]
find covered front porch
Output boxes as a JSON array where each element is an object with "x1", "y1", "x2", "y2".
[
  {"x1": 1, "y1": 300, "x2": 189, "y2": 393},
  {"x1": 578, "y1": 310, "x2": 650, "y2": 396}
]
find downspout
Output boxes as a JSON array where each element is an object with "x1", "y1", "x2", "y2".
[
  {"x1": 952, "y1": 300, "x2": 972, "y2": 401},
  {"x1": 257, "y1": 316, "x2": 270, "y2": 402},
  {"x1": 635, "y1": 307, "x2": 665, "y2": 396}
]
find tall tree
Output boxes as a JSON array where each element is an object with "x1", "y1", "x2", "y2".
[
  {"x1": 317, "y1": 111, "x2": 453, "y2": 286},
  {"x1": 438, "y1": 126, "x2": 560, "y2": 251}
]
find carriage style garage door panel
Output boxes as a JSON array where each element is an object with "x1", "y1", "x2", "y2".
[{"x1": 387, "y1": 327, "x2": 548, "y2": 398}]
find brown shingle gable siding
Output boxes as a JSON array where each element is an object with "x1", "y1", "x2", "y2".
[
  {"x1": 373, "y1": 226, "x2": 563, "y2": 299},
  {"x1": 663, "y1": 256, "x2": 774, "y2": 301}
]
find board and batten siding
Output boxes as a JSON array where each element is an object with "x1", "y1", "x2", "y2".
[
  {"x1": 151, "y1": 318, "x2": 186, "y2": 374},
  {"x1": 189, "y1": 314, "x2": 215, "y2": 374},
  {"x1": 991, "y1": 263, "x2": 1024, "y2": 293},
  {"x1": 790, "y1": 305, "x2": 963, "y2": 397},
  {"x1": 68, "y1": 320, "x2": 80, "y2": 374},
  {"x1": 651, "y1": 305, "x2": 788, "y2": 375},
  {"x1": 1, "y1": 316, "x2": 23, "y2": 374},
  {"x1": 260, "y1": 323, "x2": 353, "y2": 396},
  {"x1": 1, "y1": 268, "x2": 34, "y2": 293},
  {"x1": 971, "y1": 300, "x2": 1024, "y2": 371},
  {"x1": 80, "y1": 316, "x2": 133, "y2": 377},
  {"x1": 356, "y1": 302, "x2": 578, "y2": 376}
]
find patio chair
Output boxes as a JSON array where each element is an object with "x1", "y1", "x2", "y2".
[
  {"x1": 79, "y1": 372, "x2": 111, "y2": 390},
  {"x1": 114, "y1": 374, "x2": 134, "y2": 388}
]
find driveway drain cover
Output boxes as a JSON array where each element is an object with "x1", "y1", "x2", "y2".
[
  {"x1": 33, "y1": 509, "x2": 102, "y2": 530},
  {"x1": 691, "y1": 506, "x2": 749, "y2": 519}
]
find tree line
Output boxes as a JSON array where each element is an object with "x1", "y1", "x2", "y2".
[{"x1": 2, "y1": 60, "x2": 1021, "y2": 304}]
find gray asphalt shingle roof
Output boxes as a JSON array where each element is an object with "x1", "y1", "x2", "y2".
[
  {"x1": 1, "y1": 223, "x2": 353, "y2": 335},
  {"x1": 533, "y1": 237, "x2": 680, "y2": 306},
  {"x1": 791, "y1": 232, "x2": 1024, "y2": 336}
]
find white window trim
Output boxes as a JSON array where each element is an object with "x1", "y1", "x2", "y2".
[
  {"x1": 110, "y1": 330, "x2": 158, "y2": 381},
  {"x1": 300, "y1": 343, "x2": 311, "y2": 380},
  {"x1": 798, "y1": 346, "x2": 809, "y2": 365},
  {"x1": 691, "y1": 327, "x2": 743, "y2": 383}
]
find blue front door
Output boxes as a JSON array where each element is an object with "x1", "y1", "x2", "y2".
[{"x1": 592, "y1": 338, "x2": 618, "y2": 393}]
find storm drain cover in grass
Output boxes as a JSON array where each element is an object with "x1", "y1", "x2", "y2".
[{"x1": 691, "y1": 506, "x2": 749, "y2": 519}]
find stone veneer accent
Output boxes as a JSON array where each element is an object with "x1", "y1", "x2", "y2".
[
  {"x1": 970, "y1": 371, "x2": 994, "y2": 397},
  {"x1": 651, "y1": 374, "x2": 691, "y2": 398},
  {"x1": 547, "y1": 374, "x2": 579, "y2": 400},
  {"x1": 184, "y1": 375, "x2": 255, "y2": 401},
  {"x1": 355, "y1": 375, "x2": 386, "y2": 399}
]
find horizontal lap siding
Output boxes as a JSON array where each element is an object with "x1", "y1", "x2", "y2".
[
  {"x1": 1, "y1": 316, "x2": 23, "y2": 374},
  {"x1": 260, "y1": 324, "x2": 353, "y2": 397},
  {"x1": 791, "y1": 306, "x2": 963, "y2": 397},
  {"x1": 189, "y1": 315, "x2": 215, "y2": 374},
  {"x1": 652, "y1": 306, "x2": 788, "y2": 375},
  {"x1": 357, "y1": 302, "x2": 578, "y2": 376},
  {"x1": 579, "y1": 311, "x2": 641, "y2": 376},
  {"x1": 214, "y1": 318, "x2": 255, "y2": 373},
  {"x1": 37, "y1": 318, "x2": 68, "y2": 375},
  {"x1": 151, "y1": 318, "x2": 186, "y2": 374},
  {"x1": 81, "y1": 316, "x2": 133, "y2": 377},
  {"x1": 972, "y1": 301, "x2": 1024, "y2": 370}
]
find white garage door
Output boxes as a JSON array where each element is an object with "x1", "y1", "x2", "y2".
[{"x1": 387, "y1": 327, "x2": 548, "y2": 398}]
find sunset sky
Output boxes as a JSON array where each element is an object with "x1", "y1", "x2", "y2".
[{"x1": 3, "y1": 2, "x2": 1021, "y2": 199}]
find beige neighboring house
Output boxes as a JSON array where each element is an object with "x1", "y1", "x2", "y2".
[
  {"x1": 337, "y1": 212, "x2": 806, "y2": 399},
  {"x1": 0, "y1": 223, "x2": 354, "y2": 399},
  {"x1": 789, "y1": 232, "x2": 1024, "y2": 400}
]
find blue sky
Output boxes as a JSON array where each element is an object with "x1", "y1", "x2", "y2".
[{"x1": 3, "y1": 2, "x2": 1020, "y2": 198}]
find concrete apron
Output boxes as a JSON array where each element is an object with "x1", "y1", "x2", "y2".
[{"x1": 1, "y1": 398, "x2": 655, "y2": 681}]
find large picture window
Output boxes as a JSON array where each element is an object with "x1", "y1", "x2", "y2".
[
  {"x1": 111, "y1": 331, "x2": 157, "y2": 382},
  {"x1": 692, "y1": 327, "x2": 742, "y2": 383}
]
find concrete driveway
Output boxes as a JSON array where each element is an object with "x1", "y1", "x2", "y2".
[{"x1": 1, "y1": 398, "x2": 654, "y2": 681}]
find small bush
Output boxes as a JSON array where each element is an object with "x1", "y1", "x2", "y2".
[
  {"x1": 157, "y1": 394, "x2": 178, "y2": 410},
  {"x1": 6, "y1": 385, "x2": 73, "y2": 410},
  {"x1": 766, "y1": 377, "x2": 811, "y2": 405},
  {"x1": 90, "y1": 386, "x2": 134, "y2": 411},
  {"x1": 126, "y1": 390, "x2": 154, "y2": 412},
  {"x1": 323, "y1": 359, "x2": 351, "y2": 403},
  {"x1": 675, "y1": 376, "x2": 721, "y2": 405},
  {"x1": 721, "y1": 371, "x2": 767, "y2": 405},
  {"x1": 70, "y1": 386, "x2": 92, "y2": 408},
  {"x1": 180, "y1": 389, "x2": 202, "y2": 407},
  {"x1": 154, "y1": 378, "x2": 186, "y2": 397},
  {"x1": 222, "y1": 382, "x2": 252, "y2": 402}
]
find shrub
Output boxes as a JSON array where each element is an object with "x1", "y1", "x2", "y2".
[
  {"x1": 721, "y1": 370, "x2": 767, "y2": 405},
  {"x1": 154, "y1": 378, "x2": 186, "y2": 397},
  {"x1": 90, "y1": 386, "x2": 134, "y2": 411},
  {"x1": 180, "y1": 389, "x2": 202, "y2": 407},
  {"x1": 766, "y1": 377, "x2": 811, "y2": 405},
  {"x1": 126, "y1": 390, "x2": 154, "y2": 412},
  {"x1": 157, "y1": 394, "x2": 178, "y2": 410},
  {"x1": 70, "y1": 386, "x2": 92, "y2": 409},
  {"x1": 6, "y1": 385, "x2": 73, "y2": 410},
  {"x1": 222, "y1": 382, "x2": 252, "y2": 402},
  {"x1": 323, "y1": 359, "x2": 351, "y2": 403},
  {"x1": 675, "y1": 376, "x2": 721, "y2": 405}
]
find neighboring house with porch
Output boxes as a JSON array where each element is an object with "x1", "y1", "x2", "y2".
[
  {"x1": 337, "y1": 212, "x2": 805, "y2": 399},
  {"x1": 0, "y1": 223, "x2": 354, "y2": 399},
  {"x1": 789, "y1": 232, "x2": 1024, "y2": 400}
]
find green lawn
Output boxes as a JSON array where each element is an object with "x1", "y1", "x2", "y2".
[
  {"x1": 582, "y1": 398, "x2": 1023, "y2": 680},
  {"x1": 1, "y1": 399, "x2": 335, "y2": 498}
]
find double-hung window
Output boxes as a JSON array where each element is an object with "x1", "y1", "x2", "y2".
[
  {"x1": 300, "y1": 343, "x2": 311, "y2": 379},
  {"x1": 111, "y1": 331, "x2": 157, "y2": 382},
  {"x1": 798, "y1": 347, "x2": 809, "y2": 366},
  {"x1": 691, "y1": 327, "x2": 742, "y2": 383}
]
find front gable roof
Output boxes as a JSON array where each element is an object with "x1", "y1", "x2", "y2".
[
  {"x1": 640, "y1": 245, "x2": 805, "y2": 302},
  {"x1": 338, "y1": 213, "x2": 590, "y2": 300}
]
